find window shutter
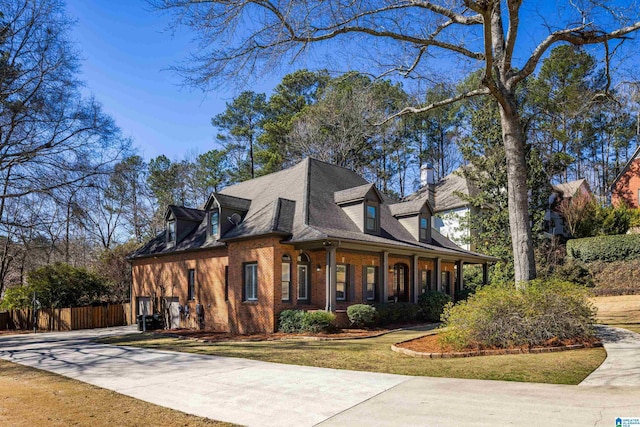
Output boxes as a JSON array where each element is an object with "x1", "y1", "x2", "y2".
[
  {"x1": 349, "y1": 264, "x2": 355, "y2": 301},
  {"x1": 362, "y1": 266, "x2": 367, "y2": 302}
]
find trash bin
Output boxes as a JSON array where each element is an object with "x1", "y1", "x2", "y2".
[
  {"x1": 151, "y1": 313, "x2": 164, "y2": 330},
  {"x1": 137, "y1": 314, "x2": 154, "y2": 331}
]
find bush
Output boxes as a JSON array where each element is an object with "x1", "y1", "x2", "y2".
[
  {"x1": 550, "y1": 259, "x2": 593, "y2": 287},
  {"x1": 347, "y1": 304, "x2": 376, "y2": 327},
  {"x1": 417, "y1": 291, "x2": 452, "y2": 322},
  {"x1": 588, "y1": 260, "x2": 640, "y2": 296},
  {"x1": 371, "y1": 302, "x2": 420, "y2": 326},
  {"x1": 439, "y1": 280, "x2": 596, "y2": 351},
  {"x1": 300, "y1": 311, "x2": 336, "y2": 333},
  {"x1": 1, "y1": 263, "x2": 108, "y2": 310},
  {"x1": 600, "y1": 206, "x2": 631, "y2": 235},
  {"x1": 567, "y1": 234, "x2": 640, "y2": 262},
  {"x1": 278, "y1": 310, "x2": 336, "y2": 333},
  {"x1": 278, "y1": 309, "x2": 305, "y2": 333}
]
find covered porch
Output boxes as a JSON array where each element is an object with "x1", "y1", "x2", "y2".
[{"x1": 292, "y1": 239, "x2": 492, "y2": 313}]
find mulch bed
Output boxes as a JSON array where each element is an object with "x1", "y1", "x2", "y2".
[
  {"x1": 393, "y1": 334, "x2": 603, "y2": 359},
  {"x1": 154, "y1": 327, "x2": 394, "y2": 342},
  {"x1": 151, "y1": 322, "x2": 435, "y2": 343}
]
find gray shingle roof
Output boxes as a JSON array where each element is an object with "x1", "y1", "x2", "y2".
[
  {"x1": 132, "y1": 158, "x2": 494, "y2": 262},
  {"x1": 389, "y1": 199, "x2": 429, "y2": 217},
  {"x1": 206, "y1": 193, "x2": 252, "y2": 211},
  {"x1": 334, "y1": 183, "x2": 379, "y2": 205},
  {"x1": 406, "y1": 166, "x2": 478, "y2": 212},
  {"x1": 552, "y1": 179, "x2": 588, "y2": 198},
  {"x1": 166, "y1": 205, "x2": 205, "y2": 222}
]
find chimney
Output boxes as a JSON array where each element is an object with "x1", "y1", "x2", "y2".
[{"x1": 420, "y1": 162, "x2": 436, "y2": 209}]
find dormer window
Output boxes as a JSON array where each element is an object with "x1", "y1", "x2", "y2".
[
  {"x1": 365, "y1": 203, "x2": 379, "y2": 233},
  {"x1": 167, "y1": 220, "x2": 176, "y2": 243},
  {"x1": 419, "y1": 215, "x2": 429, "y2": 242},
  {"x1": 210, "y1": 210, "x2": 219, "y2": 238}
]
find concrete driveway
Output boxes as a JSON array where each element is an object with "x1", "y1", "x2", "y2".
[{"x1": 1, "y1": 326, "x2": 639, "y2": 427}]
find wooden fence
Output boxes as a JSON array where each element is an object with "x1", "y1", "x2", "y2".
[{"x1": 0, "y1": 303, "x2": 132, "y2": 331}]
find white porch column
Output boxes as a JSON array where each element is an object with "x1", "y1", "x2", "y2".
[
  {"x1": 325, "y1": 246, "x2": 337, "y2": 312},
  {"x1": 435, "y1": 257, "x2": 442, "y2": 293},
  {"x1": 413, "y1": 254, "x2": 420, "y2": 303},
  {"x1": 381, "y1": 251, "x2": 389, "y2": 303}
]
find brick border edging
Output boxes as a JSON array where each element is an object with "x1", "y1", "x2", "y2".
[{"x1": 391, "y1": 336, "x2": 603, "y2": 359}]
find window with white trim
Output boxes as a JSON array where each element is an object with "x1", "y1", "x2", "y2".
[
  {"x1": 281, "y1": 255, "x2": 291, "y2": 301},
  {"x1": 167, "y1": 220, "x2": 175, "y2": 242},
  {"x1": 297, "y1": 252, "x2": 310, "y2": 301},
  {"x1": 210, "y1": 210, "x2": 219, "y2": 237},
  {"x1": 365, "y1": 203, "x2": 378, "y2": 233},
  {"x1": 365, "y1": 266, "x2": 377, "y2": 301},
  {"x1": 244, "y1": 263, "x2": 258, "y2": 301},
  {"x1": 419, "y1": 216, "x2": 429, "y2": 241},
  {"x1": 336, "y1": 264, "x2": 347, "y2": 301}
]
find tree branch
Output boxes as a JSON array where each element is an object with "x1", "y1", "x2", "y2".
[
  {"x1": 377, "y1": 87, "x2": 490, "y2": 125},
  {"x1": 512, "y1": 20, "x2": 640, "y2": 86}
]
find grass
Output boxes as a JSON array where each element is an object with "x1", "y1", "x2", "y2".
[
  {"x1": 0, "y1": 359, "x2": 234, "y2": 427},
  {"x1": 592, "y1": 295, "x2": 640, "y2": 334},
  {"x1": 99, "y1": 326, "x2": 605, "y2": 385}
]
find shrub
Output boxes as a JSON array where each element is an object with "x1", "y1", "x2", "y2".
[
  {"x1": 300, "y1": 311, "x2": 336, "y2": 333},
  {"x1": 1, "y1": 263, "x2": 108, "y2": 310},
  {"x1": 588, "y1": 260, "x2": 640, "y2": 296},
  {"x1": 550, "y1": 259, "x2": 593, "y2": 287},
  {"x1": 567, "y1": 234, "x2": 640, "y2": 262},
  {"x1": 439, "y1": 280, "x2": 596, "y2": 351},
  {"x1": 600, "y1": 206, "x2": 631, "y2": 235},
  {"x1": 371, "y1": 302, "x2": 420, "y2": 326},
  {"x1": 417, "y1": 291, "x2": 451, "y2": 322},
  {"x1": 347, "y1": 304, "x2": 376, "y2": 327},
  {"x1": 278, "y1": 309, "x2": 305, "y2": 333}
]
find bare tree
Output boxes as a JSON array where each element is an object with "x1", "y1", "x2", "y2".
[
  {"x1": 154, "y1": 0, "x2": 640, "y2": 282},
  {"x1": 0, "y1": 0, "x2": 127, "y2": 295}
]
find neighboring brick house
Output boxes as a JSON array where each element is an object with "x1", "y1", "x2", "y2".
[
  {"x1": 611, "y1": 146, "x2": 640, "y2": 208},
  {"x1": 130, "y1": 158, "x2": 495, "y2": 334}
]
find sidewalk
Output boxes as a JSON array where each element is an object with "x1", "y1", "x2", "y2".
[{"x1": 580, "y1": 325, "x2": 640, "y2": 386}]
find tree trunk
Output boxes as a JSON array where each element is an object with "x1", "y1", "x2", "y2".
[{"x1": 499, "y1": 106, "x2": 536, "y2": 284}]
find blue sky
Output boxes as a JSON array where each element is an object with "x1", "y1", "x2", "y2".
[
  {"x1": 65, "y1": 1, "x2": 636, "y2": 162},
  {"x1": 65, "y1": 0, "x2": 279, "y2": 161}
]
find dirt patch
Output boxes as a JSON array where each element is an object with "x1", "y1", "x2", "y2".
[{"x1": 394, "y1": 334, "x2": 602, "y2": 359}]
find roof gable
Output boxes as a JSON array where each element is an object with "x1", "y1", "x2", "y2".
[
  {"x1": 611, "y1": 146, "x2": 640, "y2": 191},
  {"x1": 334, "y1": 183, "x2": 383, "y2": 206},
  {"x1": 204, "y1": 193, "x2": 252, "y2": 211},
  {"x1": 164, "y1": 205, "x2": 205, "y2": 223},
  {"x1": 389, "y1": 198, "x2": 432, "y2": 217}
]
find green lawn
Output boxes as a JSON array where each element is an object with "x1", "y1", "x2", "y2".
[{"x1": 99, "y1": 326, "x2": 605, "y2": 385}]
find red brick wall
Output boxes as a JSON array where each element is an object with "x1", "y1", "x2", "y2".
[
  {"x1": 612, "y1": 159, "x2": 640, "y2": 208},
  {"x1": 131, "y1": 248, "x2": 228, "y2": 331},
  {"x1": 226, "y1": 237, "x2": 279, "y2": 334}
]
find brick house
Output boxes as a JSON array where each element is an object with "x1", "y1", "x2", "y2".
[
  {"x1": 130, "y1": 158, "x2": 495, "y2": 334},
  {"x1": 611, "y1": 146, "x2": 640, "y2": 208}
]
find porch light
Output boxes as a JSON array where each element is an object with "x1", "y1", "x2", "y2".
[{"x1": 316, "y1": 264, "x2": 321, "y2": 272}]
